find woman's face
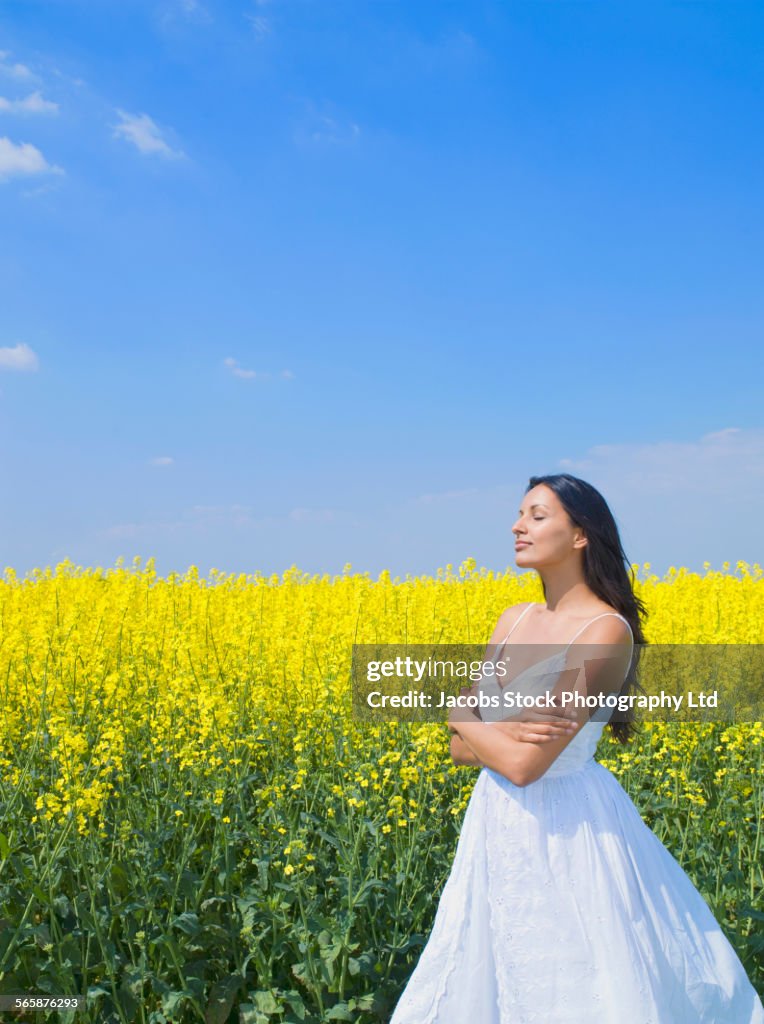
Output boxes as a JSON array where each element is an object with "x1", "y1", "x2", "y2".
[{"x1": 511, "y1": 484, "x2": 585, "y2": 567}]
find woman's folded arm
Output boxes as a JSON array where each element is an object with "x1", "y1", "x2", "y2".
[{"x1": 450, "y1": 732, "x2": 483, "y2": 766}]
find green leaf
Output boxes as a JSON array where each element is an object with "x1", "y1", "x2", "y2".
[
  {"x1": 116, "y1": 982, "x2": 141, "y2": 1020},
  {"x1": 238, "y1": 1004, "x2": 267, "y2": 1024},
  {"x1": 86, "y1": 984, "x2": 111, "y2": 1000},
  {"x1": 171, "y1": 911, "x2": 201, "y2": 936},
  {"x1": 319, "y1": 941, "x2": 343, "y2": 967},
  {"x1": 353, "y1": 994, "x2": 378, "y2": 1011},
  {"x1": 291, "y1": 962, "x2": 310, "y2": 987},
  {"x1": 316, "y1": 830, "x2": 343, "y2": 852},
  {"x1": 253, "y1": 989, "x2": 280, "y2": 1014},
  {"x1": 200, "y1": 896, "x2": 227, "y2": 914},
  {"x1": 162, "y1": 989, "x2": 192, "y2": 1016},
  {"x1": 205, "y1": 973, "x2": 243, "y2": 1024},
  {"x1": 110, "y1": 863, "x2": 130, "y2": 899},
  {"x1": 283, "y1": 991, "x2": 307, "y2": 1021},
  {"x1": 325, "y1": 1004, "x2": 353, "y2": 1020}
]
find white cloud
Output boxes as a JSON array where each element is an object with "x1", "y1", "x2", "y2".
[
  {"x1": 224, "y1": 357, "x2": 295, "y2": 381},
  {"x1": 21, "y1": 180, "x2": 63, "y2": 199},
  {"x1": 245, "y1": 0, "x2": 272, "y2": 33},
  {"x1": 0, "y1": 342, "x2": 39, "y2": 371},
  {"x1": 309, "y1": 115, "x2": 360, "y2": 146},
  {"x1": 224, "y1": 356, "x2": 257, "y2": 379},
  {"x1": 294, "y1": 99, "x2": 361, "y2": 148},
  {"x1": 149, "y1": 456, "x2": 174, "y2": 467},
  {"x1": 557, "y1": 426, "x2": 764, "y2": 495},
  {"x1": 112, "y1": 109, "x2": 184, "y2": 159},
  {"x1": 0, "y1": 91, "x2": 59, "y2": 115},
  {"x1": 51, "y1": 67, "x2": 86, "y2": 89},
  {"x1": 0, "y1": 137, "x2": 64, "y2": 181},
  {"x1": 0, "y1": 51, "x2": 37, "y2": 82},
  {"x1": 245, "y1": 13, "x2": 271, "y2": 37},
  {"x1": 552, "y1": 426, "x2": 764, "y2": 571}
]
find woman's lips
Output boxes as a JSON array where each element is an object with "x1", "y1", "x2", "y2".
[{"x1": 515, "y1": 542, "x2": 531, "y2": 549}]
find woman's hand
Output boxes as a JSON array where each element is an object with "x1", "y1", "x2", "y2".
[
  {"x1": 447, "y1": 685, "x2": 482, "y2": 732},
  {"x1": 488, "y1": 712, "x2": 581, "y2": 744},
  {"x1": 447, "y1": 681, "x2": 582, "y2": 743}
]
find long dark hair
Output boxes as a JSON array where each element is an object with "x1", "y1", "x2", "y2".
[{"x1": 526, "y1": 473, "x2": 648, "y2": 744}]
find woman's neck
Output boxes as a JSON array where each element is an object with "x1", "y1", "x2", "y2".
[{"x1": 537, "y1": 575, "x2": 597, "y2": 615}]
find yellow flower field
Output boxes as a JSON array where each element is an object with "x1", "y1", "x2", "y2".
[{"x1": 0, "y1": 557, "x2": 762, "y2": 1022}]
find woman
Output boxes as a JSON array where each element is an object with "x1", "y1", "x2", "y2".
[{"x1": 389, "y1": 473, "x2": 764, "y2": 1023}]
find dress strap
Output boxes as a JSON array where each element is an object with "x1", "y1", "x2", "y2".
[
  {"x1": 565, "y1": 612, "x2": 633, "y2": 648},
  {"x1": 500, "y1": 602, "x2": 536, "y2": 644},
  {"x1": 501, "y1": 607, "x2": 633, "y2": 648}
]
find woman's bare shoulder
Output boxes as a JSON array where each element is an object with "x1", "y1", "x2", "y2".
[
  {"x1": 491, "y1": 602, "x2": 536, "y2": 638},
  {"x1": 501, "y1": 601, "x2": 536, "y2": 620}
]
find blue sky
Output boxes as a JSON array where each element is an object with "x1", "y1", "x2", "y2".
[{"x1": 1, "y1": 1, "x2": 763, "y2": 581}]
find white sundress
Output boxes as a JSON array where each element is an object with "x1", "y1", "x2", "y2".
[{"x1": 389, "y1": 602, "x2": 764, "y2": 1023}]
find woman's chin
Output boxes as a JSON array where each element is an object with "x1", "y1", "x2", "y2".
[{"x1": 514, "y1": 550, "x2": 535, "y2": 565}]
